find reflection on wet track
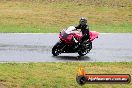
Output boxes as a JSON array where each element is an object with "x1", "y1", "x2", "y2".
[{"x1": 0, "y1": 33, "x2": 132, "y2": 62}]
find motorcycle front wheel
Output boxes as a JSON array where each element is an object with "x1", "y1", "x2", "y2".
[
  {"x1": 52, "y1": 42, "x2": 61, "y2": 56},
  {"x1": 52, "y1": 47, "x2": 60, "y2": 56}
]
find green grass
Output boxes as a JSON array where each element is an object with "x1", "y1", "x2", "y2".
[
  {"x1": 0, "y1": 24, "x2": 60, "y2": 33},
  {"x1": 0, "y1": 62, "x2": 132, "y2": 88},
  {"x1": 91, "y1": 23, "x2": 132, "y2": 33},
  {"x1": 0, "y1": 23, "x2": 131, "y2": 33},
  {"x1": 0, "y1": 0, "x2": 131, "y2": 33}
]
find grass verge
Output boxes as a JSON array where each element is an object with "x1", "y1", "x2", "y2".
[
  {"x1": 0, "y1": 62, "x2": 131, "y2": 88},
  {"x1": 0, "y1": 0, "x2": 131, "y2": 33}
]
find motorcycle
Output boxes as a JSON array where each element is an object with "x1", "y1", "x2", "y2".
[{"x1": 52, "y1": 26, "x2": 99, "y2": 56}]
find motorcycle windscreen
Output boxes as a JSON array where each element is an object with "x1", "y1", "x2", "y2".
[{"x1": 60, "y1": 32, "x2": 73, "y2": 41}]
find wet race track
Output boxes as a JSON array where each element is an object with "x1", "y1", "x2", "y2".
[{"x1": 0, "y1": 33, "x2": 132, "y2": 62}]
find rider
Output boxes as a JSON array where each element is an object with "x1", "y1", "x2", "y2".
[
  {"x1": 75, "y1": 17, "x2": 90, "y2": 43},
  {"x1": 71, "y1": 17, "x2": 90, "y2": 48}
]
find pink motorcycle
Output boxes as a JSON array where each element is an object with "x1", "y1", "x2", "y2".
[{"x1": 52, "y1": 26, "x2": 99, "y2": 56}]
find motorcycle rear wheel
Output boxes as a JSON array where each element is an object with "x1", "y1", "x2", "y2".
[
  {"x1": 78, "y1": 49, "x2": 89, "y2": 56},
  {"x1": 78, "y1": 42, "x2": 92, "y2": 56}
]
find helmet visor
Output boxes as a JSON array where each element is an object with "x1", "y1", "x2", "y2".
[{"x1": 80, "y1": 20, "x2": 87, "y2": 25}]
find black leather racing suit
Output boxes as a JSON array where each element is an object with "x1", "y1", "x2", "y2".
[{"x1": 75, "y1": 24, "x2": 90, "y2": 43}]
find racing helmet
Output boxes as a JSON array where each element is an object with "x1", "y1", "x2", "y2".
[{"x1": 79, "y1": 17, "x2": 87, "y2": 26}]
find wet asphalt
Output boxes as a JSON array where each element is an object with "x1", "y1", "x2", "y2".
[{"x1": 0, "y1": 33, "x2": 132, "y2": 62}]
